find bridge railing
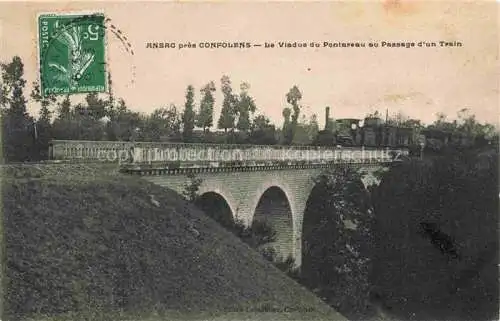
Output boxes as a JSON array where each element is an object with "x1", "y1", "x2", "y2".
[{"x1": 48, "y1": 140, "x2": 409, "y2": 165}]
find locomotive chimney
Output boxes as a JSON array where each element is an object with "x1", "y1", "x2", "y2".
[{"x1": 325, "y1": 106, "x2": 330, "y2": 130}]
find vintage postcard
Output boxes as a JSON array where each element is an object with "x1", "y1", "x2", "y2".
[{"x1": 1, "y1": 1, "x2": 498, "y2": 321}]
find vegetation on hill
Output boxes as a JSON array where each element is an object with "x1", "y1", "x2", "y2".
[
  {"x1": 371, "y1": 149, "x2": 498, "y2": 320},
  {"x1": 2, "y1": 167, "x2": 339, "y2": 321},
  {"x1": 259, "y1": 148, "x2": 498, "y2": 321},
  {"x1": 298, "y1": 167, "x2": 376, "y2": 320}
]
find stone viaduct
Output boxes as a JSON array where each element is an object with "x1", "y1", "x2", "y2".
[{"x1": 49, "y1": 140, "x2": 407, "y2": 267}]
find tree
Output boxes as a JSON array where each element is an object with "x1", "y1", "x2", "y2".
[
  {"x1": 430, "y1": 112, "x2": 458, "y2": 133},
  {"x1": 248, "y1": 114, "x2": 277, "y2": 145},
  {"x1": 85, "y1": 93, "x2": 107, "y2": 121},
  {"x1": 283, "y1": 85, "x2": 302, "y2": 144},
  {"x1": 0, "y1": 68, "x2": 8, "y2": 109},
  {"x1": 57, "y1": 95, "x2": 71, "y2": 119},
  {"x1": 197, "y1": 81, "x2": 215, "y2": 133},
  {"x1": 218, "y1": 75, "x2": 238, "y2": 134},
  {"x1": 371, "y1": 155, "x2": 498, "y2": 320},
  {"x1": 1, "y1": 56, "x2": 36, "y2": 161},
  {"x1": 306, "y1": 114, "x2": 320, "y2": 141},
  {"x1": 286, "y1": 85, "x2": 302, "y2": 123},
  {"x1": 104, "y1": 99, "x2": 141, "y2": 141},
  {"x1": 282, "y1": 107, "x2": 292, "y2": 144},
  {"x1": 52, "y1": 95, "x2": 74, "y2": 140},
  {"x1": 182, "y1": 85, "x2": 196, "y2": 142},
  {"x1": 292, "y1": 114, "x2": 320, "y2": 145},
  {"x1": 106, "y1": 72, "x2": 115, "y2": 118},
  {"x1": 429, "y1": 110, "x2": 498, "y2": 139},
  {"x1": 386, "y1": 111, "x2": 409, "y2": 126},
  {"x1": 52, "y1": 95, "x2": 107, "y2": 141},
  {"x1": 386, "y1": 111, "x2": 422, "y2": 129},
  {"x1": 30, "y1": 81, "x2": 57, "y2": 160},
  {"x1": 182, "y1": 172, "x2": 203, "y2": 202},
  {"x1": 302, "y1": 168, "x2": 374, "y2": 318},
  {"x1": 140, "y1": 105, "x2": 181, "y2": 142},
  {"x1": 236, "y1": 82, "x2": 257, "y2": 132},
  {"x1": 456, "y1": 108, "x2": 491, "y2": 138},
  {"x1": 366, "y1": 110, "x2": 382, "y2": 119},
  {"x1": 73, "y1": 103, "x2": 106, "y2": 141},
  {"x1": 30, "y1": 82, "x2": 56, "y2": 124}
]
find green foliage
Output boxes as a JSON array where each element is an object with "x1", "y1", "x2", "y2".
[
  {"x1": 1, "y1": 56, "x2": 38, "y2": 162},
  {"x1": 104, "y1": 77, "x2": 142, "y2": 141},
  {"x1": 57, "y1": 95, "x2": 71, "y2": 118},
  {"x1": 3, "y1": 173, "x2": 331, "y2": 320},
  {"x1": 281, "y1": 86, "x2": 302, "y2": 144},
  {"x1": 236, "y1": 82, "x2": 257, "y2": 132},
  {"x1": 230, "y1": 219, "x2": 277, "y2": 249},
  {"x1": 137, "y1": 105, "x2": 181, "y2": 142},
  {"x1": 259, "y1": 247, "x2": 297, "y2": 277},
  {"x1": 282, "y1": 107, "x2": 292, "y2": 144},
  {"x1": 385, "y1": 110, "x2": 422, "y2": 128},
  {"x1": 292, "y1": 114, "x2": 319, "y2": 145},
  {"x1": 30, "y1": 82, "x2": 57, "y2": 160},
  {"x1": 182, "y1": 85, "x2": 196, "y2": 142},
  {"x1": 217, "y1": 75, "x2": 238, "y2": 134},
  {"x1": 371, "y1": 151, "x2": 498, "y2": 320},
  {"x1": 52, "y1": 102, "x2": 106, "y2": 141},
  {"x1": 306, "y1": 114, "x2": 319, "y2": 140},
  {"x1": 85, "y1": 92, "x2": 107, "y2": 121},
  {"x1": 30, "y1": 81, "x2": 56, "y2": 122},
  {"x1": 287, "y1": 86, "x2": 302, "y2": 124},
  {"x1": 301, "y1": 167, "x2": 374, "y2": 319},
  {"x1": 429, "y1": 109, "x2": 498, "y2": 139},
  {"x1": 1, "y1": 56, "x2": 26, "y2": 112},
  {"x1": 105, "y1": 99, "x2": 141, "y2": 141},
  {"x1": 196, "y1": 82, "x2": 215, "y2": 133},
  {"x1": 182, "y1": 172, "x2": 203, "y2": 202},
  {"x1": 214, "y1": 217, "x2": 300, "y2": 277},
  {"x1": 248, "y1": 115, "x2": 277, "y2": 145}
]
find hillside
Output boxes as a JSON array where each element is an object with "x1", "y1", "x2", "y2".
[
  {"x1": 1, "y1": 163, "x2": 345, "y2": 321},
  {"x1": 371, "y1": 150, "x2": 498, "y2": 321}
]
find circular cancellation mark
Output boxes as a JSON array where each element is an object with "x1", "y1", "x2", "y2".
[{"x1": 38, "y1": 11, "x2": 136, "y2": 97}]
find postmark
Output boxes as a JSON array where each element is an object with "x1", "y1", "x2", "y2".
[{"x1": 38, "y1": 12, "x2": 107, "y2": 96}]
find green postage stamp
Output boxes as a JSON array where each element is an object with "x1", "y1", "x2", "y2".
[{"x1": 38, "y1": 12, "x2": 107, "y2": 96}]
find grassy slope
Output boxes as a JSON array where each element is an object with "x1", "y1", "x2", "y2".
[{"x1": 2, "y1": 164, "x2": 344, "y2": 321}]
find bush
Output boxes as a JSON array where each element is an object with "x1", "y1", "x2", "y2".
[
  {"x1": 301, "y1": 167, "x2": 375, "y2": 319},
  {"x1": 182, "y1": 172, "x2": 203, "y2": 202},
  {"x1": 371, "y1": 151, "x2": 498, "y2": 320},
  {"x1": 222, "y1": 219, "x2": 297, "y2": 276},
  {"x1": 227, "y1": 219, "x2": 277, "y2": 252}
]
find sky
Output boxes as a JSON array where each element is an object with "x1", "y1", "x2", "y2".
[{"x1": 0, "y1": 0, "x2": 498, "y2": 129}]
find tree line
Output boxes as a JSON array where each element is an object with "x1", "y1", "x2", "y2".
[
  {"x1": 1, "y1": 55, "x2": 497, "y2": 162},
  {"x1": 0, "y1": 56, "x2": 319, "y2": 162}
]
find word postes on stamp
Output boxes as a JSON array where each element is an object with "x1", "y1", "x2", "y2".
[{"x1": 38, "y1": 12, "x2": 107, "y2": 96}]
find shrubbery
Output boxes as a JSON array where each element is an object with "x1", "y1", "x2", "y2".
[
  {"x1": 300, "y1": 166, "x2": 375, "y2": 319},
  {"x1": 371, "y1": 150, "x2": 498, "y2": 320},
  {"x1": 194, "y1": 198, "x2": 299, "y2": 278}
]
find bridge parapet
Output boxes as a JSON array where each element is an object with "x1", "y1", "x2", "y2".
[{"x1": 48, "y1": 140, "x2": 408, "y2": 167}]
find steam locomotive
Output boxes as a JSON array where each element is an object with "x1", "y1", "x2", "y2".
[{"x1": 312, "y1": 107, "x2": 415, "y2": 148}]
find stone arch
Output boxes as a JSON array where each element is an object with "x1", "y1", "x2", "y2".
[
  {"x1": 299, "y1": 168, "x2": 378, "y2": 288},
  {"x1": 302, "y1": 183, "x2": 324, "y2": 239},
  {"x1": 252, "y1": 186, "x2": 295, "y2": 261},
  {"x1": 195, "y1": 191, "x2": 236, "y2": 229}
]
